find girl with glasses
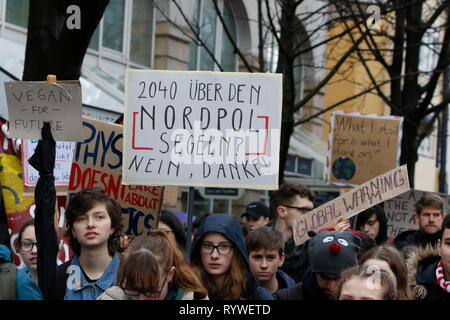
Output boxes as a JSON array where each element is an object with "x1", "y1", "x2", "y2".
[
  {"x1": 190, "y1": 213, "x2": 274, "y2": 300},
  {"x1": 98, "y1": 230, "x2": 208, "y2": 300},
  {"x1": 16, "y1": 220, "x2": 39, "y2": 286}
]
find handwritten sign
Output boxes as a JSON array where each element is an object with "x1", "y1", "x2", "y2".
[
  {"x1": 384, "y1": 190, "x2": 450, "y2": 238},
  {"x1": 3, "y1": 81, "x2": 83, "y2": 141},
  {"x1": 326, "y1": 111, "x2": 403, "y2": 186},
  {"x1": 293, "y1": 165, "x2": 410, "y2": 245},
  {"x1": 22, "y1": 139, "x2": 75, "y2": 187},
  {"x1": 68, "y1": 117, "x2": 164, "y2": 236},
  {"x1": 122, "y1": 70, "x2": 282, "y2": 190}
]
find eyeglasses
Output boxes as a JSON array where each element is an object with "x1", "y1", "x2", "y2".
[
  {"x1": 282, "y1": 205, "x2": 313, "y2": 213},
  {"x1": 20, "y1": 241, "x2": 38, "y2": 252},
  {"x1": 200, "y1": 242, "x2": 233, "y2": 255},
  {"x1": 123, "y1": 275, "x2": 168, "y2": 299}
]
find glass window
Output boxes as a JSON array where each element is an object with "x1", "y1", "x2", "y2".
[
  {"x1": 220, "y1": 1, "x2": 236, "y2": 71},
  {"x1": 130, "y1": 0, "x2": 153, "y2": 66},
  {"x1": 102, "y1": 0, "x2": 125, "y2": 52},
  {"x1": 199, "y1": 0, "x2": 217, "y2": 70},
  {"x1": 285, "y1": 154, "x2": 296, "y2": 172},
  {"x1": 189, "y1": 0, "x2": 237, "y2": 71},
  {"x1": 297, "y1": 157, "x2": 312, "y2": 175},
  {"x1": 5, "y1": 0, "x2": 29, "y2": 28},
  {"x1": 213, "y1": 199, "x2": 231, "y2": 214}
]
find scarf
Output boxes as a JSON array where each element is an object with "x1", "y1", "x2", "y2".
[{"x1": 435, "y1": 261, "x2": 450, "y2": 293}]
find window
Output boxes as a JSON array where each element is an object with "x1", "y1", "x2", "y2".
[
  {"x1": 130, "y1": 0, "x2": 154, "y2": 66},
  {"x1": 5, "y1": 0, "x2": 29, "y2": 28},
  {"x1": 189, "y1": 0, "x2": 237, "y2": 71},
  {"x1": 102, "y1": 0, "x2": 125, "y2": 52},
  {"x1": 284, "y1": 154, "x2": 313, "y2": 176},
  {"x1": 88, "y1": 0, "x2": 154, "y2": 67}
]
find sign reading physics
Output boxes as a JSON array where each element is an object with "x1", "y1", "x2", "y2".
[
  {"x1": 327, "y1": 111, "x2": 403, "y2": 186},
  {"x1": 3, "y1": 81, "x2": 83, "y2": 141},
  {"x1": 384, "y1": 190, "x2": 450, "y2": 238},
  {"x1": 22, "y1": 139, "x2": 75, "y2": 187},
  {"x1": 68, "y1": 117, "x2": 164, "y2": 236},
  {"x1": 122, "y1": 70, "x2": 282, "y2": 190},
  {"x1": 293, "y1": 165, "x2": 410, "y2": 245}
]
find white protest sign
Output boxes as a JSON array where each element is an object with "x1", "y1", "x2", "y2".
[
  {"x1": 122, "y1": 70, "x2": 282, "y2": 189},
  {"x1": 3, "y1": 81, "x2": 83, "y2": 141},
  {"x1": 293, "y1": 165, "x2": 410, "y2": 245},
  {"x1": 383, "y1": 189, "x2": 450, "y2": 238},
  {"x1": 22, "y1": 139, "x2": 75, "y2": 187}
]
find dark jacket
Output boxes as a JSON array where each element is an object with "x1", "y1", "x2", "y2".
[
  {"x1": 191, "y1": 213, "x2": 273, "y2": 300},
  {"x1": 273, "y1": 268, "x2": 328, "y2": 300},
  {"x1": 276, "y1": 269, "x2": 296, "y2": 290},
  {"x1": 405, "y1": 246, "x2": 450, "y2": 300},
  {"x1": 393, "y1": 229, "x2": 441, "y2": 251}
]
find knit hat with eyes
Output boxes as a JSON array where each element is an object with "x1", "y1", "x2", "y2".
[{"x1": 308, "y1": 228, "x2": 362, "y2": 276}]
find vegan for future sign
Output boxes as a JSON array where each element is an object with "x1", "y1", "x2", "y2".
[{"x1": 122, "y1": 70, "x2": 282, "y2": 189}]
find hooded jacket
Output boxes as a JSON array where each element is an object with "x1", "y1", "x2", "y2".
[
  {"x1": 405, "y1": 245, "x2": 450, "y2": 300},
  {"x1": 190, "y1": 214, "x2": 273, "y2": 300},
  {"x1": 0, "y1": 244, "x2": 42, "y2": 300}
]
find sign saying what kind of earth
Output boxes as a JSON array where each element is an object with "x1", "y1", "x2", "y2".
[
  {"x1": 293, "y1": 165, "x2": 410, "y2": 246},
  {"x1": 327, "y1": 111, "x2": 403, "y2": 186},
  {"x1": 122, "y1": 70, "x2": 282, "y2": 190},
  {"x1": 3, "y1": 80, "x2": 83, "y2": 141}
]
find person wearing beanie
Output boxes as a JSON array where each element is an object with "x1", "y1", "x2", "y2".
[{"x1": 273, "y1": 228, "x2": 361, "y2": 300}]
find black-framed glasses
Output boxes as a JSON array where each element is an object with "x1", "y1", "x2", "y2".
[
  {"x1": 282, "y1": 205, "x2": 313, "y2": 213},
  {"x1": 20, "y1": 241, "x2": 38, "y2": 252},
  {"x1": 123, "y1": 275, "x2": 168, "y2": 299},
  {"x1": 200, "y1": 242, "x2": 233, "y2": 255}
]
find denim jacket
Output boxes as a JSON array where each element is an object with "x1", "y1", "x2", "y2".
[{"x1": 64, "y1": 253, "x2": 120, "y2": 300}]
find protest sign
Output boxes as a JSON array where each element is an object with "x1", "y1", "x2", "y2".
[
  {"x1": 122, "y1": 70, "x2": 282, "y2": 190},
  {"x1": 293, "y1": 165, "x2": 410, "y2": 245},
  {"x1": 22, "y1": 139, "x2": 75, "y2": 187},
  {"x1": 68, "y1": 116, "x2": 164, "y2": 236},
  {"x1": 383, "y1": 190, "x2": 450, "y2": 238},
  {"x1": 3, "y1": 80, "x2": 83, "y2": 141},
  {"x1": 0, "y1": 117, "x2": 71, "y2": 266},
  {"x1": 326, "y1": 111, "x2": 403, "y2": 186}
]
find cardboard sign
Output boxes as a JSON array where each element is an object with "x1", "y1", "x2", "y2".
[
  {"x1": 293, "y1": 165, "x2": 410, "y2": 245},
  {"x1": 384, "y1": 190, "x2": 450, "y2": 238},
  {"x1": 0, "y1": 117, "x2": 72, "y2": 266},
  {"x1": 327, "y1": 111, "x2": 403, "y2": 186},
  {"x1": 122, "y1": 70, "x2": 282, "y2": 190},
  {"x1": 68, "y1": 117, "x2": 164, "y2": 236},
  {"x1": 22, "y1": 139, "x2": 75, "y2": 187},
  {"x1": 3, "y1": 81, "x2": 83, "y2": 141}
]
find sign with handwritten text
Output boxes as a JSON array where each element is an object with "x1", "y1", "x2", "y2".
[
  {"x1": 293, "y1": 165, "x2": 410, "y2": 245},
  {"x1": 122, "y1": 70, "x2": 282, "y2": 190},
  {"x1": 68, "y1": 117, "x2": 164, "y2": 236},
  {"x1": 383, "y1": 189, "x2": 450, "y2": 238},
  {"x1": 22, "y1": 139, "x2": 75, "y2": 187},
  {"x1": 3, "y1": 81, "x2": 83, "y2": 141},
  {"x1": 326, "y1": 111, "x2": 403, "y2": 186}
]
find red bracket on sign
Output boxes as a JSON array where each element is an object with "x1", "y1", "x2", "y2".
[
  {"x1": 132, "y1": 112, "x2": 153, "y2": 150},
  {"x1": 245, "y1": 115, "x2": 269, "y2": 156}
]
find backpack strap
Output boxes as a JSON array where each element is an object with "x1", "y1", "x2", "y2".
[
  {"x1": 0, "y1": 261, "x2": 17, "y2": 300},
  {"x1": 54, "y1": 260, "x2": 71, "y2": 300}
]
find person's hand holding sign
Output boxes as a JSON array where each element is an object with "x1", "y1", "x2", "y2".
[{"x1": 333, "y1": 216, "x2": 351, "y2": 232}]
